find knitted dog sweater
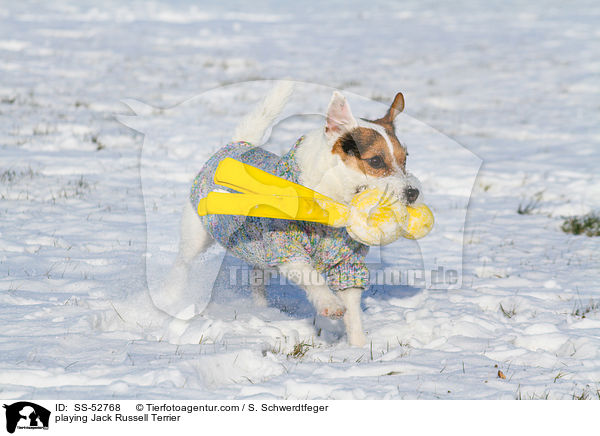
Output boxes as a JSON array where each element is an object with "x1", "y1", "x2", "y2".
[{"x1": 190, "y1": 137, "x2": 370, "y2": 291}]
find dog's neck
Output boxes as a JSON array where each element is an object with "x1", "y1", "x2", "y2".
[{"x1": 295, "y1": 128, "x2": 363, "y2": 204}]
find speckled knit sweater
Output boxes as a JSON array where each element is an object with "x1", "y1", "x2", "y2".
[{"x1": 190, "y1": 137, "x2": 370, "y2": 291}]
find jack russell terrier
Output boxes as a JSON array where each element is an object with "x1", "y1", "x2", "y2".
[{"x1": 165, "y1": 82, "x2": 422, "y2": 347}]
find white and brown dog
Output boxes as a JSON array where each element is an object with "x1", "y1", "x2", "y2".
[{"x1": 164, "y1": 83, "x2": 422, "y2": 346}]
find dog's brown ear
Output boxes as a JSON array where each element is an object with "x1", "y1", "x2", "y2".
[{"x1": 381, "y1": 92, "x2": 404, "y2": 123}]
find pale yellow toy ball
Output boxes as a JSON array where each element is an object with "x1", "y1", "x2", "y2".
[
  {"x1": 402, "y1": 203, "x2": 435, "y2": 240},
  {"x1": 345, "y1": 188, "x2": 434, "y2": 246}
]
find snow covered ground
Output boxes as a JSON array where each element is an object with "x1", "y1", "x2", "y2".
[{"x1": 1, "y1": 0, "x2": 599, "y2": 400}]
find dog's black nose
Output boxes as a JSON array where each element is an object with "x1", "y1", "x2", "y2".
[{"x1": 405, "y1": 187, "x2": 419, "y2": 204}]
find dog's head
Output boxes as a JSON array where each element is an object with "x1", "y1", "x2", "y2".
[{"x1": 323, "y1": 91, "x2": 422, "y2": 205}]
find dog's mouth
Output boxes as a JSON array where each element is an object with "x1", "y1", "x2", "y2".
[{"x1": 354, "y1": 185, "x2": 368, "y2": 194}]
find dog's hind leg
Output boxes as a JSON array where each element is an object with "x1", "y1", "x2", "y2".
[
  {"x1": 250, "y1": 266, "x2": 271, "y2": 307},
  {"x1": 155, "y1": 201, "x2": 214, "y2": 318},
  {"x1": 177, "y1": 200, "x2": 214, "y2": 263}
]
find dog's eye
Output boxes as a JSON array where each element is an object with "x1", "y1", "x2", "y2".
[{"x1": 367, "y1": 156, "x2": 385, "y2": 169}]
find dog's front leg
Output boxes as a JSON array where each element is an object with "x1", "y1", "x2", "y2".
[
  {"x1": 338, "y1": 287, "x2": 366, "y2": 347},
  {"x1": 278, "y1": 261, "x2": 346, "y2": 319}
]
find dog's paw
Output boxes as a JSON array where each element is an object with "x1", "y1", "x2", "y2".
[
  {"x1": 316, "y1": 294, "x2": 346, "y2": 319},
  {"x1": 321, "y1": 307, "x2": 346, "y2": 319},
  {"x1": 252, "y1": 293, "x2": 269, "y2": 307},
  {"x1": 347, "y1": 331, "x2": 367, "y2": 347}
]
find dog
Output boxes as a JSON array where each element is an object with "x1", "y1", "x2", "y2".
[{"x1": 164, "y1": 82, "x2": 422, "y2": 347}]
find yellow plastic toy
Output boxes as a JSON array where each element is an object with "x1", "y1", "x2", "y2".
[{"x1": 197, "y1": 158, "x2": 434, "y2": 246}]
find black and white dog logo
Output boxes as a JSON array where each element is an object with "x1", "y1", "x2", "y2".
[{"x1": 3, "y1": 402, "x2": 50, "y2": 433}]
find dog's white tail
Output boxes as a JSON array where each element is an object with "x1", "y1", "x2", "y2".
[{"x1": 232, "y1": 81, "x2": 295, "y2": 145}]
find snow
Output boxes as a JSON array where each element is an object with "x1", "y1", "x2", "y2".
[{"x1": 1, "y1": 0, "x2": 599, "y2": 400}]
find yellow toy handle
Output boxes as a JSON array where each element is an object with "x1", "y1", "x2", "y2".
[
  {"x1": 197, "y1": 158, "x2": 349, "y2": 226},
  {"x1": 214, "y1": 158, "x2": 332, "y2": 200},
  {"x1": 198, "y1": 192, "x2": 348, "y2": 226}
]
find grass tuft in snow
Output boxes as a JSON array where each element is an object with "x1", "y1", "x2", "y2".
[
  {"x1": 561, "y1": 213, "x2": 600, "y2": 237},
  {"x1": 90, "y1": 134, "x2": 106, "y2": 151},
  {"x1": 571, "y1": 298, "x2": 600, "y2": 319},
  {"x1": 499, "y1": 303, "x2": 517, "y2": 319},
  {"x1": 287, "y1": 340, "x2": 317, "y2": 359},
  {"x1": 0, "y1": 167, "x2": 38, "y2": 184},
  {"x1": 515, "y1": 385, "x2": 550, "y2": 400},
  {"x1": 571, "y1": 388, "x2": 594, "y2": 400},
  {"x1": 553, "y1": 371, "x2": 567, "y2": 383},
  {"x1": 52, "y1": 176, "x2": 93, "y2": 201},
  {"x1": 517, "y1": 192, "x2": 543, "y2": 215},
  {"x1": 1, "y1": 95, "x2": 17, "y2": 104}
]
